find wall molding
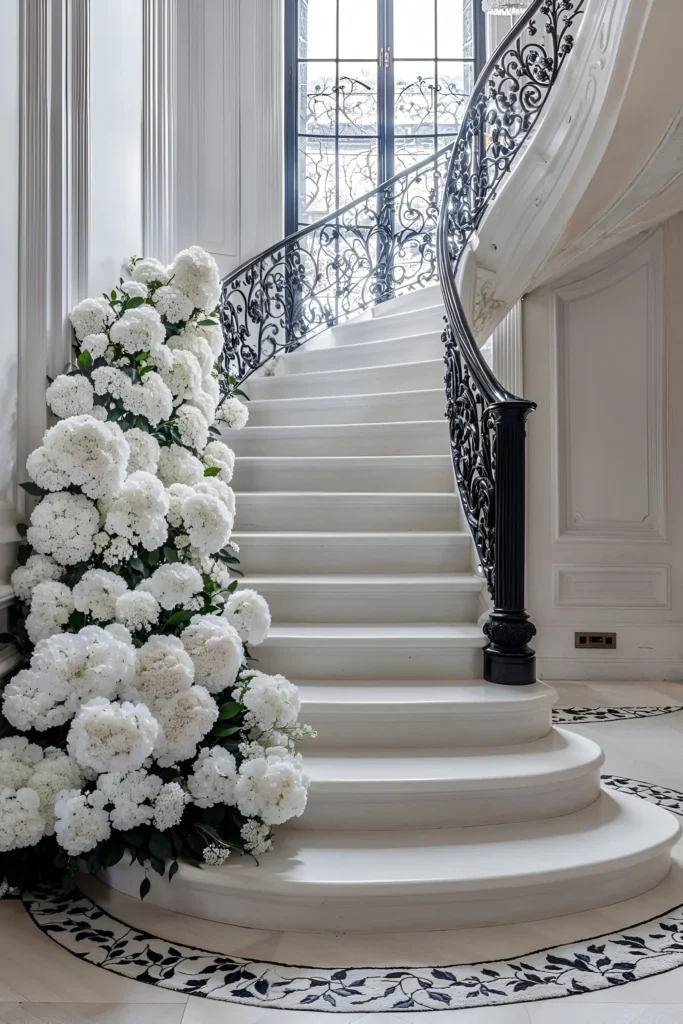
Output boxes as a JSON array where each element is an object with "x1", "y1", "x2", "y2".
[
  {"x1": 491, "y1": 300, "x2": 523, "y2": 395},
  {"x1": 142, "y1": 0, "x2": 176, "y2": 262},
  {"x1": 553, "y1": 563, "x2": 671, "y2": 609}
]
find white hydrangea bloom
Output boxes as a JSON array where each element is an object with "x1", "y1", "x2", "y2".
[
  {"x1": 169, "y1": 246, "x2": 221, "y2": 311},
  {"x1": 115, "y1": 590, "x2": 160, "y2": 632},
  {"x1": 158, "y1": 349, "x2": 203, "y2": 400},
  {"x1": 202, "y1": 373, "x2": 220, "y2": 406},
  {"x1": 223, "y1": 589, "x2": 271, "y2": 646},
  {"x1": 191, "y1": 552, "x2": 232, "y2": 591},
  {"x1": 11, "y1": 554, "x2": 63, "y2": 604},
  {"x1": 73, "y1": 569, "x2": 128, "y2": 622},
  {"x1": 127, "y1": 634, "x2": 195, "y2": 705},
  {"x1": 194, "y1": 478, "x2": 236, "y2": 519},
  {"x1": 184, "y1": 389, "x2": 216, "y2": 426},
  {"x1": 153, "y1": 686, "x2": 218, "y2": 767},
  {"x1": 27, "y1": 415, "x2": 130, "y2": 500},
  {"x1": 181, "y1": 614, "x2": 242, "y2": 693},
  {"x1": 130, "y1": 257, "x2": 171, "y2": 286},
  {"x1": 104, "y1": 621, "x2": 133, "y2": 645},
  {"x1": 91, "y1": 365, "x2": 131, "y2": 402},
  {"x1": 69, "y1": 297, "x2": 114, "y2": 341},
  {"x1": 28, "y1": 491, "x2": 99, "y2": 566},
  {"x1": 3, "y1": 668, "x2": 73, "y2": 733},
  {"x1": 125, "y1": 428, "x2": 160, "y2": 475},
  {"x1": 153, "y1": 284, "x2": 195, "y2": 323},
  {"x1": 157, "y1": 444, "x2": 204, "y2": 487},
  {"x1": 25, "y1": 581, "x2": 74, "y2": 644},
  {"x1": 101, "y1": 536, "x2": 136, "y2": 568},
  {"x1": 201, "y1": 440, "x2": 235, "y2": 483},
  {"x1": 139, "y1": 563, "x2": 203, "y2": 610},
  {"x1": 176, "y1": 404, "x2": 209, "y2": 451},
  {"x1": 67, "y1": 697, "x2": 159, "y2": 774},
  {"x1": 120, "y1": 281, "x2": 148, "y2": 299},
  {"x1": 46, "y1": 375, "x2": 95, "y2": 419},
  {"x1": 218, "y1": 397, "x2": 249, "y2": 430},
  {"x1": 166, "y1": 482, "x2": 197, "y2": 528},
  {"x1": 103, "y1": 470, "x2": 169, "y2": 551},
  {"x1": 53, "y1": 788, "x2": 111, "y2": 855},
  {"x1": 239, "y1": 671, "x2": 301, "y2": 733},
  {"x1": 29, "y1": 751, "x2": 82, "y2": 833},
  {"x1": 81, "y1": 333, "x2": 110, "y2": 361},
  {"x1": 153, "y1": 781, "x2": 188, "y2": 830},
  {"x1": 97, "y1": 768, "x2": 163, "y2": 830},
  {"x1": 187, "y1": 746, "x2": 238, "y2": 808},
  {"x1": 180, "y1": 492, "x2": 233, "y2": 553},
  {"x1": 202, "y1": 842, "x2": 230, "y2": 866},
  {"x1": 195, "y1": 322, "x2": 224, "y2": 360},
  {"x1": 110, "y1": 305, "x2": 165, "y2": 355},
  {"x1": 127, "y1": 372, "x2": 173, "y2": 427},
  {"x1": 170, "y1": 330, "x2": 215, "y2": 376},
  {"x1": 0, "y1": 787, "x2": 46, "y2": 852},
  {"x1": 0, "y1": 737, "x2": 43, "y2": 791},
  {"x1": 235, "y1": 751, "x2": 308, "y2": 826},
  {"x1": 240, "y1": 818, "x2": 273, "y2": 855}
]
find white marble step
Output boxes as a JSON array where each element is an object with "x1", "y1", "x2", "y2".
[
  {"x1": 247, "y1": 358, "x2": 444, "y2": 400},
  {"x1": 231, "y1": 454, "x2": 455, "y2": 492},
  {"x1": 243, "y1": 388, "x2": 446, "y2": 427},
  {"x1": 226, "y1": 420, "x2": 449, "y2": 458},
  {"x1": 295, "y1": 729, "x2": 603, "y2": 830},
  {"x1": 297, "y1": 679, "x2": 555, "y2": 747},
  {"x1": 331, "y1": 304, "x2": 446, "y2": 344},
  {"x1": 234, "y1": 492, "x2": 460, "y2": 532},
  {"x1": 255, "y1": 623, "x2": 486, "y2": 680},
  {"x1": 105, "y1": 790, "x2": 681, "y2": 931},
  {"x1": 232, "y1": 531, "x2": 471, "y2": 575},
  {"x1": 372, "y1": 283, "x2": 442, "y2": 318},
  {"x1": 238, "y1": 573, "x2": 483, "y2": 623},
  {"x1": 281, "y1": 331, "x2": 444, "y2": 374}
]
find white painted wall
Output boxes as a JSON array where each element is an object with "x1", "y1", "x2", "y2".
[{"x1": 524, "y1": 222, "x2": 683, "y2": 681}]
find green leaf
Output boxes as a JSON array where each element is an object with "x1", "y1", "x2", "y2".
[
  {"x1": 203, "y1": 466, "x2": 221, "y2": 477},
  {"x1": 123, "y1": 829, "x2": 145, "y2": 847},
  {"x1": 212, "y1": 724, "x2": 241, "y2": 738},
  {"x1": 120, "y1": 366, "x2": 139, "y2": 383},
  {"x1": 147, "y1": 549, "x2": 160, "y2": 567},
  {"x1": 19, "y1": 482, "x2": 47, "y2": 497},
  {"x1": 129, "y1": 557, "x2": 144, "y2": 573},
  {"x1": 139, "y1": 876, "x2": 151, "y2": 900},
  {"x1": 149, "y1": 831, "x2": 173, "y2": 863},
  {"x1": 15, "y1": 523, "x2": 27, "y2": 538},
  {"x1": 164, "y1": 609, "x2": 193, "y2": 627},
  {"x1": 168, "y1": 859, "x2": 179, "y2": 882},
  {"x1": 77, "y1": 351, "x2": 92, "y2": 371},
  {"x1": 163, "y1": 546, "x2": 179, "y2": 564},
  {"x1": 150, "y1": 855, "x2": 166, "y2": 876},
  {"x1": 198, "y1": 319, "x2": 217, "y2": 327},
  {"x1": 125, "y1": 296, "x2": 145, "y2": 310},
  {"x1": 232, "y1": 388, "x2": 250, "y2": 401},
  {"x1": 111, "y1": 290, "x2": 118, "y2": 301},
  {"x1": 218, "y1": 700, "x2": 241, "y2": 721}
]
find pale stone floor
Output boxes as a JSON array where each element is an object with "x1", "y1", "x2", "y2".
[{"x1": 3, "y1": 680, "x2": 683, "y2": 1024}]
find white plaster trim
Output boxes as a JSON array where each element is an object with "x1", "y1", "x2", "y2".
[
  {"x1": 537, "y1": 657, "x2": 683, "y2": 682},
  {"x1": 142, "y1": 0, "x2": 176, "y2": 262},
  {"x1": 552, "y1": 564, "x2": 671, "y2": 610},
  {"x1": 491, "y1": 300, "x2": 523, "y2": 394}
]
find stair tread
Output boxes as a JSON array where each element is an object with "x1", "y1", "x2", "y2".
[
  {"x1": 298, "y1": 680, "x2": 554, "y2": 706},
  {"x1": 233, "y1": 530, "x2": 465, "y2": 539},
  {"x1": 227, "y1": 419, "x2": 445, "y2": 433},
  {"x1": 246, "y1": 387, "x2": 444, "y2": 407},
  {"x1": 265, "y1": 623, "x2": 485, "y2": 642},
  {"x1": 241, "y1": 573, "x2": 482, "y2": 587},
  {"x1": 269, "y1": 356, "x2": 443, "y2": 382}
]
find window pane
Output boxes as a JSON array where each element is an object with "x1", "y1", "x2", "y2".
[
  {"x1": 299, "y1": 62, "x2": 337, "y2": 136},
  {"x1": 394, "y1": 0, "x2": 435, "y2": 58},
  {"x1": 298, "y1": 136, "x2": 336, "y2": 223},
  {"x1": 394, "y1": 136, "x2": 436, "y2": 174},
  {"x1": 339, "y1": 0, "x2": 377, "y2": 58},
  {"x1": 394, "y1": 61, "x2": 436, "y2": 136},
  {"x1": 437, "y1": 0, "x2": 473, "y2": 59},
  {"x1": 299, "y1": 0, "x2": 337, "y2": 59},
  {"x1": 436, "y1": 62, "x2": 470, "y2": 134},
  {"x1": 338, "y1": 63, "x2": 378, "y2": 136},
  {"x1": 337, "y1": 138, "x2": 378, "y2": 206}
]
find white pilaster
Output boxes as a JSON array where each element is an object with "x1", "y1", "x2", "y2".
[
  {"x1": 143, "y1": 0, "x2": 176, "y2": 262},
  {"x1": 491, "y1": 300, "x2": 524, "y2": 395}
]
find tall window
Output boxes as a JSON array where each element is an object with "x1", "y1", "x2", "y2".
[{"x1": 285, "y1": 0, "x2": 484, "y2": 234}]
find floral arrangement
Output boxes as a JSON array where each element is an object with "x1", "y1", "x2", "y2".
[{"x1": 0, "y1": 247, "x2": 312, "y2": 896}]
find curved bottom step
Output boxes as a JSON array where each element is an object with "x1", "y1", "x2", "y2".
[{"x1": 102, "y1": 790, "x2": 680, "y2": 932}]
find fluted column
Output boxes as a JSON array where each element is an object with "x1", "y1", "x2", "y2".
[{"x1": 143, "y1": 0, "x2": 176, "y2": 262}]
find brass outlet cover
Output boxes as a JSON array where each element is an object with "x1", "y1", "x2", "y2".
[{"x1": 574, "y1": 632, "x2": 617, "y2": 650}]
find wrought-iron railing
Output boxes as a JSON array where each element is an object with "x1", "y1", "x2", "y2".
[{"x1": 218, "y1": 0, "x2": 586, "y2": 685}]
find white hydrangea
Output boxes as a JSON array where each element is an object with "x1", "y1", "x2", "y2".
[
  {"x1": 27, "y1": 415, "x2": 130, "y2": 500},
  {"x1": 46, "y1": 375, "x2": 95, "y2": 419},
  {"x1": 191, "y1": 553, "x2": 232, "y2": 591},
  {"x1": 202, "y1": 842, "x2": 230, "y2": 866},
  {"x1": 81, "y1": 333, "x2": 110, "y2": 360},
  {"x1": 187, "y1": 746, "x2": 237, "y2": 808},
  {"x1": 181, "y1": 614, "x2": 243, "y2": 693},
  {"x1": 101, "y1": 536, "x2": 136, "y2": 568},
  {"x1": 25, "y1": 581, "x2": 74, "y2": 644},
  {"x1": 195, "y1": 322, "x2": 224, "y2": 360},
  {"x1": 202, "y1": 373, "x2": 220, "y2": 406},
  {"x1": 170, "y1": 330, "x2": 215, "y2": 376},
  {"x1": 92, "y1": 366, "x2": 173, "y2": 428},
  {"x1": 121, "y1": 281, "x2": 148, "y2": 299},
  {"x1": 218, "y1": 397, "x2": 249, "y2": 430},
  {"x1": 73, "y1": 569, "x2": 128, "y2": 622},
  {"x1": 194, "y1": 478, "x2": 236, "y2": 518},
  {"x1": 67, "y1": 697, "x2": 159, "y2": 774},
  {"x1": 125, "y1": 428, "x2": 160, "y2": 475},
  {"x1": 0, "y1": 737, "x2": 43, "y2": 790},
  {"x1": 130, "y1": 257, "x2": 171, "y2": 286},
  {"x1": 235, "y1": 751, "x2": 308, "y2": 826},
  {"x1": 115, "y1": 590, "x2": 160, "y2": 632},
  {"x1": 180, "y1": 492, "x2": 233, "y2": 553},
  {"x1": 97, "y1": 769, "x2": 163, "y2": 831},
  {"x1": 69, "y1": 297, "x2": 114, "y2": 341},
  {"x1": 239, "y1": 672, "x2": 301, "y2": 733},
  {"x1": 127, "y1": 634, "x2": 195, "y2": 705},
  {"x1": 153, "y1": 686, "x2": 218, "y2": 767},
  {"x1": 184, "y1": 389, "x2": 216, "y2": 426},
  {"x1": 29, "y1": 750, "x2": 82, "y2": 833},
  {"x1": 91, "y1": 365, "x2": 131, "y2": 402},
  {"x1": 0, "y1": 787, "x2": 46, "y2": 852},
  {"x1": 158, "y1": 349, "x2": 203, "y2": 400},
  {"x1": 139, "y1": 563, "x2": 203, "y2": 610},
  {"x1": 11, "y1": 554, "x2": 63, "y2": 604},
  {"x1": 176, "y1": 404, "x2": 209, "y2": 451},
  {"x1": 223, "y1": 589, "x2": 271, "y2": 646},
  {"x1": 110, "y1": 305, "x2": 165, "y2": 355},
  {"x1": 3, "y1": 667, "x2": 73, "y2": 733},
  {"x1": 169, "y1": 246, "x2": 221, "y2": 311},
  {"x1": 166, "y1": 482, "x2": 197, "y2": 527},
  {"x1": 153, "y1": 781, "x2": 188, "y2": 830},
  {"x1": 53, "y1": 788, "x2": 111, "y2": 855},
  {"x1": 157, "y1": 444, "x2": 204, "y2": 487},
  {"x1": 103, "y1": 470, "x2": 169, "y2": 551},
  {"x1": 241, "y1": 818, "x2": 273, "y2": 855},
  {"x1": 27, "y1": 491, "x2": 99, "y2": 566},
  {"x1": 153, "y1": 284, "x2": 196, "y2": 323},
  {"x1": 202, "y1": 440, "x2": 235, "y2": 483}
]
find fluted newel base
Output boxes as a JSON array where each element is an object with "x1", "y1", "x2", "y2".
[{"x1": 483, "y1": 609, "x2": 537, "y2": 685}]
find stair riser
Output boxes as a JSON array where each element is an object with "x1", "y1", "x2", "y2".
[
  {"x1": 245, "y1": 390, "x2": 446, "y2": 427},
  {"x1": 254, "y1": 643, "x2": 484, "y2": 680},
  {"x1": 248, "y1": 359, "x2": 445, "y2": 400},
  {"x1": 281, "y1": 333, "x2": 444, "y2": 374},
  {"x1": 234, "y1": 536, "x2": 470, "y2": 575},
  {"x1": 227, "y1": 421, "x2": 449, "y2": 458},
  {"x1": 331, "y1": 308, "x2": 446, "y2": 344},
  {"x1": 234, "y1": 494, "x2": 461, "y2": 532},
  {"x1": 372, "y1": 283, "x2": 441, "y2": 318},
  {"x1": 232, "y1": 457, "x2": 455, "y2": 493},
  {"x1": 300, "y1": 707, "x2": 553, "y2": 749},
  {"x1": 293, "y1": 772, "x2": 602, "y2": 831}
]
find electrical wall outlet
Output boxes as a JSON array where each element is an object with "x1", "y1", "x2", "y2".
[{"x1": 574, "y1": 632, "x2": 617, "y2": 650}]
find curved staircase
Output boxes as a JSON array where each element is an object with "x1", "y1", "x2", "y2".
[{"x1": 105, "y1": 286, "x2": 680, "y2": 931}]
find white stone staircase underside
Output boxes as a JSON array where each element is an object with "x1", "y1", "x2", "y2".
[{"x1": 105, "y1": 289, "x2": 680, "y2": 931}]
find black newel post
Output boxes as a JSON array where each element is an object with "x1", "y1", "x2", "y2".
[{"x1": 482, "y1": 400, "x2": 537, "y2": 685}]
